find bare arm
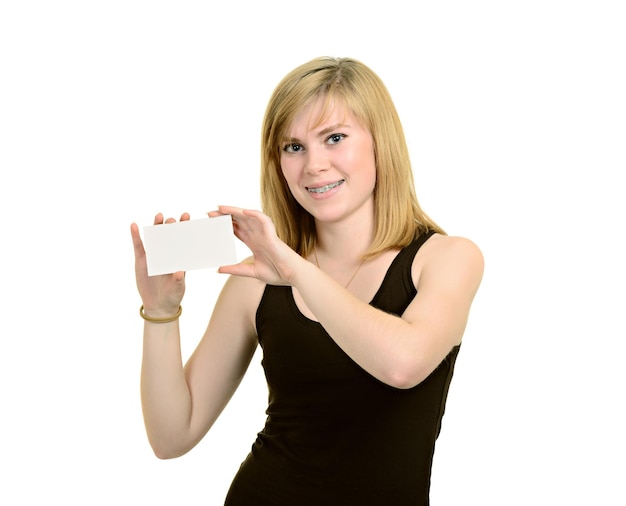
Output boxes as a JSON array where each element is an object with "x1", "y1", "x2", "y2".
[
  {"x1": 292, "y1": 235, "x2": 483, "y2": 388},
  {"x1": 217, "y1": 207, "x2": 483, "y2": 390},
  {"x1": 132, "y1": 215, "x2": 261, "y2": 459}
]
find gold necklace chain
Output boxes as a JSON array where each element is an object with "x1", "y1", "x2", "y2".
[{"x1": 313, "y1": 246, "x2": 365, "y2": 289}]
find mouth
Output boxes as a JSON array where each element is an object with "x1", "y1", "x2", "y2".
[{"x1": 306, "y1": 180, "x2": 345, "y2": 194}]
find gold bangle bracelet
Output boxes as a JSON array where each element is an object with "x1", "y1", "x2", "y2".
[{"x1": 139, "y1": 305, "x2": 182, "y2": 323}]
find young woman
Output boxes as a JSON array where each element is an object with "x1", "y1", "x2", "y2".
[{"x1": 131, "y1": 56, "x2": 484, "y2": 505}]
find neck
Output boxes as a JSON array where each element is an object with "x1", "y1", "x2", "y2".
[{"x1": 314, "y1": 216, "x2": 374, "y2": 261}]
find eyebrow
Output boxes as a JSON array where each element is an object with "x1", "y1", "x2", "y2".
[
  {"x1": 282, "y1": 123, "x2": 351, "y2": 143},
  {"x1": 317, "y1": 123, "x2": 350, "y2": 137}
]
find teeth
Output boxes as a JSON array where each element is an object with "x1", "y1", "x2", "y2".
[{"x1": 307, "y1": 181, "x2": 344, "y2": 193}]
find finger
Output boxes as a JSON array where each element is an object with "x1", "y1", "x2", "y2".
[
  {"x1": 153, "y1": 213, "x2": 164, "y2": 225},
  {"x1": 130, "y1": 223, "x2": 146, "y2": 257},
  {"x1": 180, "y1": 212, "x2": 190, "y2": 222},
  {"x1": 172, "y1": 270, "x2": 186, "y2": 282},
  {"x1": 218, "y1": 262, "x2": 255, "y2": 278},
  {"x1": 207, "y1": 210, "x2": 226, "y2": 218},
  {"x1": 217, "y1": 205, "x2": 245, "y2": 216},
  {"x1": 218, "y1": 207, "x2": 268, "y2": 230},
  {"x1": 130, "y1": 225, "x2": 149, "y2": 277},
  {"x1": 224, "y1": 207, "x2": 269, "y2": 224},
  {"x1": 164, "y1": 217, "x2": 176, "y2": 224}
]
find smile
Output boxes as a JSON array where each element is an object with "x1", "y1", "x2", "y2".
[{"x1": 306, "y1": 180, "x2": 345, "y2": 194}]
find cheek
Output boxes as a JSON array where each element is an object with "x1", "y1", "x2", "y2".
[
  {"x1": 279, "y1": 156, "x2": 292, "y2": 179},
  {"x1": 280, "y1": 161, "x2": 301, "y2": 193},
  {"x1": 347, "y1": 147, "x2": 377, "y2": 182},
  {"x1": 361, "y1": 153, "x2": 378, "y2": 193}
]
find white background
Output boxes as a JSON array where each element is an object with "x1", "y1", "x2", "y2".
[{"x1": 1, "y1": 1, "x2": 624, "y2": 504}]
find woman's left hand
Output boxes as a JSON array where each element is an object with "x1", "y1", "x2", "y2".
[{"x1": 210, "y1": 206, "x2": 302, "y2": 286}]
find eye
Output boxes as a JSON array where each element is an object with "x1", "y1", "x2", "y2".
[
  {"x1": 327, "y1": 133, "x2": 346, "y2": 145},
  {"x1": 283, "y1": 142, "x2": 304, "y2": 153}
]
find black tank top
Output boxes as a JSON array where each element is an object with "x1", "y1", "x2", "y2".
[{"x1": 225, "y1": 232, "x2": 460, "y2": 505}]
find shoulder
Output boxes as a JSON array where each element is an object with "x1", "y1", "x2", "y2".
[
  {"x1": 420, "y1": 233, "x2": 483, "y2": 264},
  {"x1": 412, "y1": 234, "x2": 484, "y2": 292}
]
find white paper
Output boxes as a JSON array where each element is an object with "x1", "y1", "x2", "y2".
[{"x1": 143, "y1": 215, "x2": 237, "y2": 276}]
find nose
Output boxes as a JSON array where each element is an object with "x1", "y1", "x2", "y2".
[{"x1": 304, "y1": 146, "x2": 330, "y2": 175}]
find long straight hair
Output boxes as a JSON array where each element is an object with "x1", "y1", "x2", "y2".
[{"x1": 260, "y1": 57, "x2": 444, "y2": 259}]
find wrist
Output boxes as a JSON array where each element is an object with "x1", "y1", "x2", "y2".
[
  {"x1": 139, "y1": 305, "x2": 182, "y2": 323},
  {"x1": 290, "y1": 256, "x2": 318, "y2": 289}
]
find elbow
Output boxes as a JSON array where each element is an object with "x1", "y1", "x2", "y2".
[
  {"x1": 386, "y1": 371, "x2": 422, "y2": 390},
  {"x1": 384, "y1": 362, "x2": 427, "y2": 390},
  {"x1": 144, "y1": 415, "x2": 213, "y2": 459},
  {"x1": 383, "y1": 352, "x2": 436, "y2": 389},
  {"x1": 152, "y1": 447, "x2": 182, "y2": 460},
  {"x1": 148, "y1": 436, "x2": 191, "y2": 460}
]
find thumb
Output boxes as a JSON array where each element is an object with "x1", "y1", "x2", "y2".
[
  {"x1": 218, "y1": 262, "x2": 256, "y2": 279},
  {"x1": 130, "y1": 223, "x2": 146, "y2": 259}
]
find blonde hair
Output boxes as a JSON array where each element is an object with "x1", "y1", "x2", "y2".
[{"x1": 260, "y1": 56, "x2": 444, "y2": 259}]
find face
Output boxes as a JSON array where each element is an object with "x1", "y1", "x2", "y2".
[{"x1": 280, "y1": 97, "x2": 377, "y2": 225}]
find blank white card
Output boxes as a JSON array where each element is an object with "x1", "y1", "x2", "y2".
[{"x1": 143, "y1": 215, "x2": 237, "y2": 276}]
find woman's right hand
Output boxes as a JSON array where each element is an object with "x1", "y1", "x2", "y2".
[{"x1": 130, "y1": 212, "x2": 189, "y2": 317}]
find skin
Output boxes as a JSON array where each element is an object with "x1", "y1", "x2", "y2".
[{"x1": 130, "y1": 97, "x2": 484, "y2": 459}]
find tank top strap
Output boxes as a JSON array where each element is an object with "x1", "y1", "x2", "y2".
[
  {"x1": 370, "y1": 230, "x2": 437, "y2": 315},
  {"x1": 395, "y1": 230, "x2": 437, "y2": 268}
]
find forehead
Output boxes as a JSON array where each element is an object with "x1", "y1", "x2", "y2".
[{"x1": 287, "y1": 95, "x2": 352, "y2": 134}]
